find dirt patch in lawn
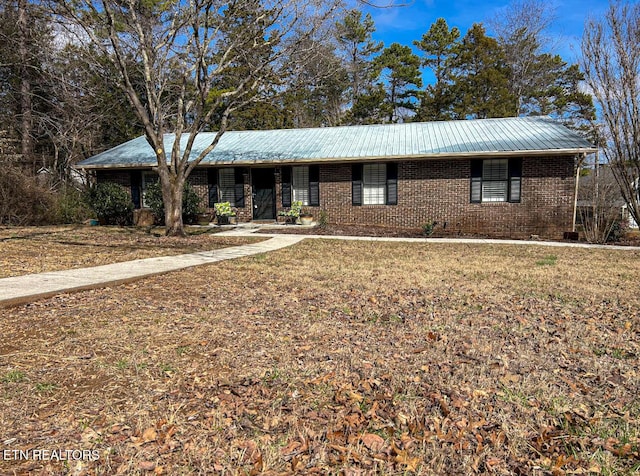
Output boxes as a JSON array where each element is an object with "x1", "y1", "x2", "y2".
[
  {"x1": 1, "y1": 240, "x2": 639, "y2": 475},
  {"x1": 0, "y1": 226, "x2": 263, "y2": 278}
]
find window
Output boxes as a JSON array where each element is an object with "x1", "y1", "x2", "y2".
[
  {"x1": 292, "y1": 166, "x2": 310, "y2": 205},
  {"x1": 207, "y1": 168, "x2": 245, "y2": 208},
  {"x1": 281, "y1": 166, "x2": 319, "y2": 207},
  {"x1": 471, "y1": 158, "x2": 521, "y2": 203},
  {"x1": 141, "y1": 171, "x2": 158, "y2": 208},
  {"x1": 363, "y1": 163, "x2": 387, "y2": 205},
  {"x1": 352, "y1": 163, "x2": 398, "y2": 206},
  {"x1": 218, "y1": 168, "x2": 236, "y2": 204}
]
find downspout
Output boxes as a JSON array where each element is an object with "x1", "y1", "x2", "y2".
[{"x1": 572, "y1": 153, "x2": 586, "y2": 233}]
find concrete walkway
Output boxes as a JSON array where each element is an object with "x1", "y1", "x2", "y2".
[
  {"x1": 0, "y1": 235, "x2": 303, "y2": 308},
  {"x1": 218, "y1": 226, "x2": 640, "y2": 251},
  {"x1": 2, "y1": 226, "x2": 639, "y2": 308}
]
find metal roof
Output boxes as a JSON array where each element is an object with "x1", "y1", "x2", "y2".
[{"x1": 78, "y1": 116, "x2": 597, "y2": 169}]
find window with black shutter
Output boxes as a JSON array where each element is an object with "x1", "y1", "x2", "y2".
[
  {"x1": 309, "y1": 165, "x2": 320, "y2": 206},
  {"x1": 470, "y1": 158, "x2": 522, "y2": 203},
  {"x1": 281, "y1": 166, "x2": 292, "y2": 207},
  {"x1": 130, "y1": 171, "x2": 142, "y2": 209},
  {"x1": 207, "y1": 169, "x2": 218, "y2": 208},
  {"x1": 288, "y1": 165, "x2": 320, "y2": 207},
  {"x1": 386, "y1": 163, "x2": 398, "y2": 205},
  {"x1": 352, "y1": 164, "x2": 363, "y2": 206},
  {"x1": 234, "y1": 168, "x2": 246, "y2": 208}
]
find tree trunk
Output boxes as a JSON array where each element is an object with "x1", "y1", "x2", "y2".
[
  {"x1": 162, "y1": 176, "x2": 186, "y2": 237},
  {"x1": 17, "y1": 0, "x2": 33, "y2": 172}
]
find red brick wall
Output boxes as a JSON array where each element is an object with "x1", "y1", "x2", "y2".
[
  {"x1": 96, "y1": 155, "x2": 576, "y2": 238},
  {"x1": 272, "y1": 156, "x2": 575, "y2": 239}
]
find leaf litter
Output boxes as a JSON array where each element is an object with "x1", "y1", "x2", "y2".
[{"x1": 0, "y1": 239, "x2": 639, "y2": 474}]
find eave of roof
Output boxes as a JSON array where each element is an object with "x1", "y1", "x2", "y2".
[{"x1": 79, "y1": 148, "x2": 595, "y2": 170}]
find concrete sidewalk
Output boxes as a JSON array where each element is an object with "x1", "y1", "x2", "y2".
[
  {"x1": 218, "y1": 227, "x2": 640, "y2": 251},
  {"x1": 0, "y1": 235, "x2": 303, "y2": 308}
]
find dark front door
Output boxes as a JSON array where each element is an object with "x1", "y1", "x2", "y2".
[{"x1": 252, "y1": 168, "x2": 276, "y2": 220}]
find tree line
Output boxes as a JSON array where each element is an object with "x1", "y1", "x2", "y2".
[{"x1": 0, "y1": 0, "x2": 637, "y2": 238}]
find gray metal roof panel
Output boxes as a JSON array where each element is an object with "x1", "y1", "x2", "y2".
[{"x1": 78, "y1": 116, "x2": 597, "y2": 168}]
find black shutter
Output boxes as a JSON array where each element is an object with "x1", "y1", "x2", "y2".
[
  {"x1": 309, "y1": 165, "x2": 320, "y2": 206},
  {"x1": 386, "y1": 162, "x2": 398, "y2": 205},
  {"x1": 281, "y1": 166, "x2": 292, "y2": 207},
  {"x1": 234, "y1": 167, "x2": 245, "y2": 208},
  {"x1": 470, "y1": 160, "x2": 482, "y2": 203},
  {"x1": 207, "y1": 169, "x2": 218, "y2": 208},
  {"x1": 352, "y1": 164, "x2": 363, "y2": 206},
  {"x1": 131, "y1": 170, "x2": 142, "y2": 209},
  {"x1": 509, "y1": 158, "x2": 522, "y2": 203}
]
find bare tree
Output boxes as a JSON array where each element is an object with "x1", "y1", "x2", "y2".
[
  {"x1": 578, "y1": 152, "x2": 626, "y2": 243},
  {"x1": 52, "y1": 0, "x2": 341, "y2": 236},
  {"x1": 581, "y1": 1, "x2": 640, "y2": 229},
  {"x1": 488, "y1": 0, "x2": 555, "y2": 115}
]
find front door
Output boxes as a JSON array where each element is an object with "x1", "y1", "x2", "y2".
[{"x1": 252, "y1": 168, "x2": 276, "y2": 220}]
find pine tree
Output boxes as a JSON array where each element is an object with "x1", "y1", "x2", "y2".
[
  {"x1": 374, "y1": 43, "x2": 423, "y2": 123},
  {"x1": 414, "y1": 18, "x2": 460, "y2": 121},
  {"x1": 449, "y1": 24, "x2": 515, "y2": 119},
  {"x1": 335, "y1": 9, "x2": 383, "y2": 124}
]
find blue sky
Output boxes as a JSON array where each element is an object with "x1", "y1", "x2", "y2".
[{"x1": 360, "y1": 0, "x2": 611, "y2": 67}]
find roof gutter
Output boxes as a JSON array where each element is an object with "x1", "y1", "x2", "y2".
[{"x1": 77, "y1": 147, "x2": 598, "y2": 170}]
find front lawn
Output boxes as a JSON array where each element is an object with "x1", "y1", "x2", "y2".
[
  {"x1": 1, "y1": 240, "x2": 638, "y2": 474},
  {"x1": 0, "y1": 226, "x2": 262, "y2": 278}
]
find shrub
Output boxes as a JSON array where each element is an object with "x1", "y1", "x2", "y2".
[
  {"x1": 607, "y1": 220, "x2": 628, "y2": 243},
  {"x1": 85, "y1": 182, "x2": 134, "y2": 225},
  {"x1": 144, "y1": 181, "x2": 202, "y2": 224},
  {"x1": 422, "y1": 220, "x2": 438, "y2": 236},
  {"x1": 0, "y1": 164, "x2": 57, "y2": 225},
  {"x1": 318, "y1": 210, "x2": 329, "y2": 228},
  {"x1": 55, "y1": 186, "x2": 93, "y2": 224}
]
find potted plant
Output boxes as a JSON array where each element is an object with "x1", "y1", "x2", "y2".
[
  {"x1": 214, "y1": 201, "x2": 237, "y2": 225},
  {"x1": 278, "y1": 200, "x2": 302, "y2": 224},
  {"x1": 197, "y1": 213, "x2": 212, "y2": 226},
  {"x1": 299, "y1": 208, "x2": 314, "y2": 225}
]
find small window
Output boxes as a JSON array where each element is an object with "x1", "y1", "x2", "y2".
[
  {"x1": 471, "y1": 158, "x2": 521, "y2": 203},
  {"x1": 141, "y1": 172, "x2": 158, "y2": 208},
  {"x1": 292, "y1": 166, "x2": 310, "y2": 205},
  {"x1": 363, "y1": 163, "x2": 386, "y2": 205},
  {"x1": 218, "y1": 168, "x2": 235, "y2": 204}
]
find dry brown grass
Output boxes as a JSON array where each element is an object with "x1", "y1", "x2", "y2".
[
  {"x1": 0, "y1": 226, "x2": 262, "y2": 278},
  {"x1": 1, "y1": 240, "x2": 639, "y2": 475}
]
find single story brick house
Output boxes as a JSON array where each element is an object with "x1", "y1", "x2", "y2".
[{"x1": 77, "y1": 116, "x2": 597, "y2": 238}]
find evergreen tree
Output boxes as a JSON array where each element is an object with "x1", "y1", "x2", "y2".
[
  {"x1": 414, "y1": 18, "x2": 460, "y2": 121},
  {"x1": 374, "y1": 43, "x2": 423, "y2": 123},
  {"x1": 335, "y1": 9, "x2": 383, "y2": 123},
  {"x1": 449, "y1": 24, "x2": 515, "y2": 119}
]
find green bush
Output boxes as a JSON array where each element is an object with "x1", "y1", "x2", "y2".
[
  {"x1": 607, "y1": 220, "x2": 628, "y2": 243},
  {"x1": 85, "y1": 182, "x2": 134, "y2": 225},
  {"x1": 56, "y1": 186, "x2": 93, "y2": 223},
  {"x1": 422, "y1": 220, "x2": 437, "y2": 236},
  {"x1": 145, "y1": 181, "x2": 202, "y2": 224}
]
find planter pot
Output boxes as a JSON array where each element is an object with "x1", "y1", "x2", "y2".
[
  {"x1": 197, "y1": 213, "x2": 212, "y2": 226},
  {"x1": 217, "y1": 215, "x2": 236, "y2": 225},
  {"x1": 299, "y1": 214, "x2": 313, "y2": 226}
]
